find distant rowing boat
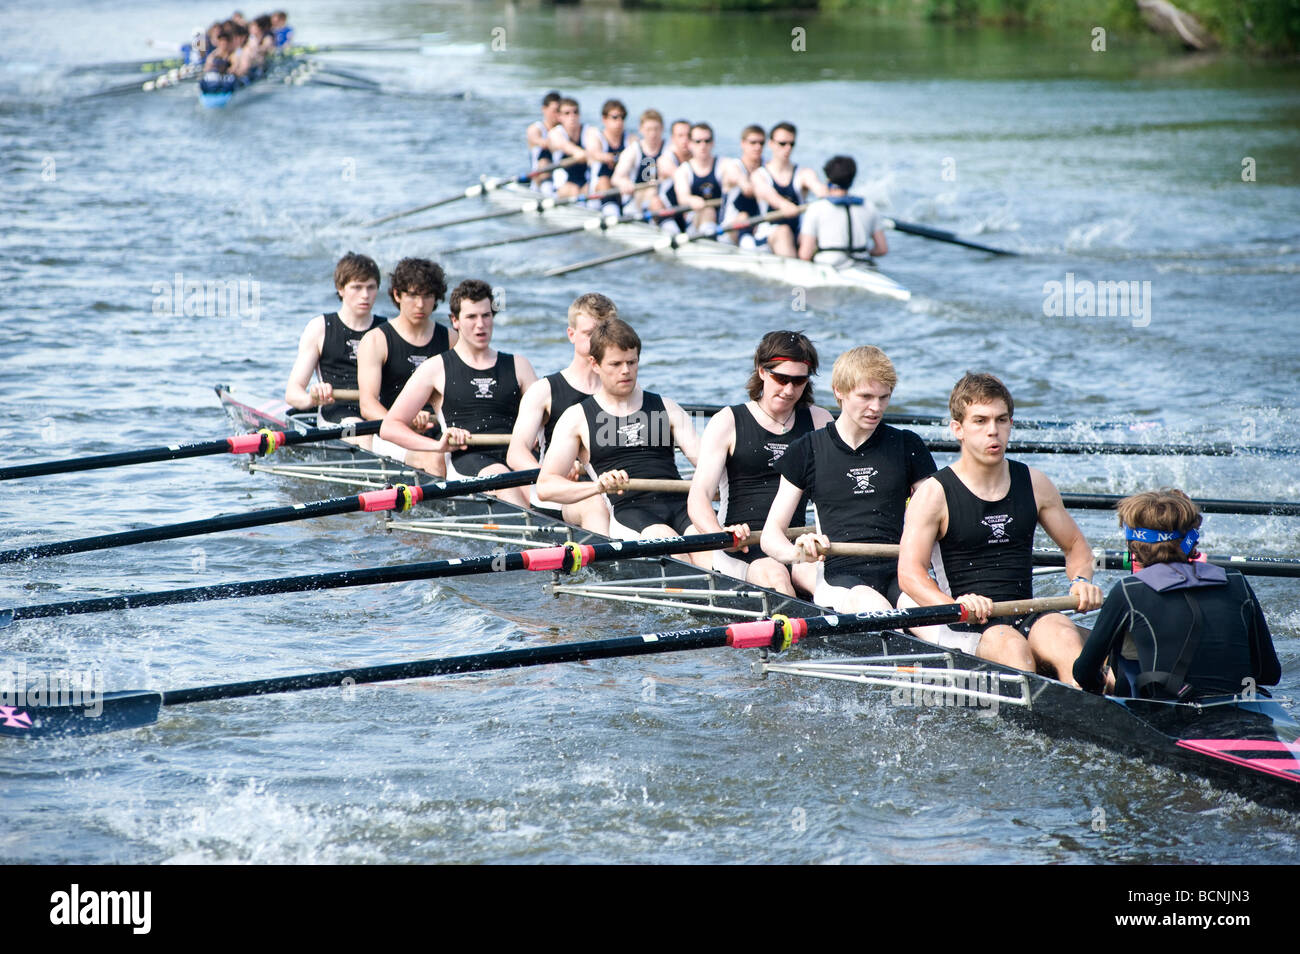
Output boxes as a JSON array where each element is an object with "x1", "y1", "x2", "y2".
[
  {"x1": 480, "y1": 182, "x2": 912, "y2": 299},
  {"x1": 199, "y1": 55, "x2": 305, "y2": 109},
  {"x1": 213, "y1": 384, "x2": 1300, "y2": 810}
]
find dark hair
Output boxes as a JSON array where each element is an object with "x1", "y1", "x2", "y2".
[
  {"x1": 1118, "y1": 489, "x2": 1202, "y2": 566},
  {"x1": 590, "y1": 318, "x2": 641, "y2": 363},
  {"x1": 559, "y1": 97, "x2": 579, "y2": 112},
  {"x1": 387, "y1": 258, "x2": 447, "y2": 308},
  {"x1": 333, "y1": 252, "x2": 380, "y2": 297},
  {"x1": 602, "y1": 98, "x2": 627, "y2": 118},
  {"x1": 746, "y1": 331, "x2": 819, "y2": 406},
  {"x1": 542, "y1": 90, "x2": 562, "y2": 107},
  {"x1": 948, "y1": 372, "x2": 1014, "y2": 422},
  {"x1": 769, "y1": 121, "x2": 796, "y2": 140},
  {"x1": 690, "y1": 122, "x2": 713, "y2": 139},
  {"x1": 823, "y1": 155, "x2": 857, "y2": 189},
  {"x1": 449, "y1": 278, "x2": 495, "y2": 318}
]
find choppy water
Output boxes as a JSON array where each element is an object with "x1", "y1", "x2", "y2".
[{"x1": 2, "y1": 0, "x2": 1298, "y2": 863}]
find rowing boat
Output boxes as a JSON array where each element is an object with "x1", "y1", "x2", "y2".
[
  {"x1": 214, "y1": 385, "x2": 1300, "y2": 810},
  {"x1": 198, "y1": 55, "x2": 305, "y2": 109},
  {"x1": 477, "y1": 182, "x2": 912, "y2": 299}
]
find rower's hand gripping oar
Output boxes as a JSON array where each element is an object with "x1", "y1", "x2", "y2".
[
  {"x1": 0, "y1": 598, "x2": 1078, "y2": 740},
  {"x1": 357, "y1": 156, "x2": 588, "y2": 229},
  {"x1": 0, "y1": 421, "x2": 381, "y2": 481},
  {"x1": 883, "y1": 218, "x2": 1019, "y2": 256},
  {"x1": 543, "y1": 203, "x2": 812, "y2": 277}
]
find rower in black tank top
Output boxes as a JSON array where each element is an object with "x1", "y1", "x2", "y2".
[
  {"x1": 581, "y1": 391, "x2": 691, "y2": 535},
  {"x1": 377, "y1": 320, "x2": 451, "y2": 411},
  {"x1": 932, "y1": 461, "x2": 1038, "y2": 632},
  {"x1": 318, "y1": 311, "x2": 386, "y2": 423},
  {"x1": 441, "y1": 349, "x2": 521, "y2": 474},
  {"x1": 775, "y1": 423, "x2": 935, "y2": 600},
  {"x1": 542, "y1": 371, "x2": 588, "y2": 450},
  {"x1": 721, "y1": 404, "x2": 813, "y2": 562}
]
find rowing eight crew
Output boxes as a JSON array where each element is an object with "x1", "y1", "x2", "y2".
[
  {"x1": 284, "y1": 257, "x2": 1279, "y2": 699},
  {"x1": 194, "y1": 11, "x2": 292, "y2": 76},
  {"x1": 526, "y1": 92, "x2": 886, "y2": 266}
]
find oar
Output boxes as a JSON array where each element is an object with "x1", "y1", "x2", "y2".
[
  {"x1": 0, "y1": 469, "x2": 540, "y2": 565},
  {"x1": 1031, "y1": 548, "x2": 1300, "y2": 579},
  {"x1": 383, "y1": 184, "x2": 626, "y2": 237},
  {"x1": 2, "y1": 603, "x2": 1039, "y2": 740},
  {"x1": 542, "y1": 204, "x2": 812, "y2": 278},
  {"x1": 358, "y1": 157, "x2": 588, "y2": 229},
  {"x1": 1060, "y1": 493, "x2": 1300, "y2": 518},
  {"x1": 0, "y1": 421, "x2": 381, "y2": 482},
  {"x1": 77, "y1": 64, "x2": 202, "y2": 99},
  {"x1": 440, "y1": 196, "x2": 715, "y2": 255},
  {"x1": 0, "y1": 530, "x2": 768, "y2": 626},
  {"x1": 676, "y1": 403, "x2": 1163, "y2": 434},
  {"x1": 883, "y1": 218, "x2": 1018, "y2": 256},
  {"x1": 924, "y1": 439, "x2": 1252, "y2": 457}
]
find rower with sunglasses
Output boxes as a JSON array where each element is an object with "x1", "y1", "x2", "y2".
[
  {"x1": 672, "y1": 122, "x2": 747, "y2": 235},
  {"x1": 587, "y1": 99, "x2": 635, "y2": 215},
  {"x1": 688, "y1": 332, "x2": 834, "y2": 596},
  {"x1": 760, "y1": 346, "x2": 935, "y2": 613},
  {"x1": 750, "y1": 122, "x2": 827, "y2": 258},
  {"x1": 1073, "y1": 489, "x2": 1281, "y2": 700}
]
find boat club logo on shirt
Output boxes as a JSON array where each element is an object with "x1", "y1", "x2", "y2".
[
  {"x1": 471, "y1": 377, "x2": 497, "y2": 399},
  {"x1": 847, "y1": 466, "x2": 878, "y2": 494},
  {"x1": 618, "y1": 420, "x2": 646, "y2": 445},
  {"x1": 765, "y1": 441, "x2": 790, "y2": 466},
  {"x1": 407, "y1": 355, "x2": 427, "y2": 369},
  {"x1": 345, "y1": 339, "x2": 362, "y2": 361},
  {"x1": 981, "y1": 514, "x2": 1013, "y2": 543}
]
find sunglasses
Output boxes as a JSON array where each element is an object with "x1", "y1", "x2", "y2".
[
  {"x1": 743, "y1": 138, "x2": 765, "y2": 146},
  {"x1": 607, "y1": 113, "x2": 626, "y2": 120},
  {"x1": 691, "y1": 137, "x2": 713, "y2": 144},
  {"x1": 766, "y1": 368, "x2": 810, "y2": 387},
  {"x1": 772, "y1": 139, "x2": 796, "y2": 147}
]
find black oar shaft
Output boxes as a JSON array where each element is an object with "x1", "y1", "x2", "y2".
[
  {"x1": 1032, "y1": 549, "x2": 1300, "y2": 578},
  {"x1": 0, "y1": 421, "x2": 380, "y2": 481},
  {"x1": 1061, "y1": 493, "x2": 1300, "y2": 517},
  {"x1": 925, "y1": 439, "x2": 1234, "y2": 457}
]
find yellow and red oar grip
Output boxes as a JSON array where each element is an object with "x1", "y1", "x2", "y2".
[
  {"x1": 519, "y1": 541, "x2": 594, "y2": 573},
  {"x1": 726, "y1": 614, "x2": 806, "y2": 651},
  {"x1": 358, "y1": 484, "x2": 424, "y2": 512},
  {"x1": 225, "y1": 429, "x2": 285, "y2": 455}
]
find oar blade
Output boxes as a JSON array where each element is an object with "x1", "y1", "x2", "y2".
[{"x1": 0, "y1": 690, "x2": 162, "y2": 739}]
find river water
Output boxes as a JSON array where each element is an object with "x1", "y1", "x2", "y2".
[{"x1": 2, "y1": 0, "x2": 1298, "y2": 864}]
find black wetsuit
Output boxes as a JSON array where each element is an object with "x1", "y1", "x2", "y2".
[{"x1": 1073, "y1": 563, "x2": 1281, "y2": 698}]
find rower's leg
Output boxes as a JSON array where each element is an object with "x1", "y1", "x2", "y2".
[
  {"x1": 563, "y1": 496, "x2": 609, "y2": 534},
  {"x1": 475, "y1": 463, "x2": 531, "y2": 508},
  {"x1": 689, "y1": 206, "x2": 718, "y2": 235},
  {"x1": 768, "y1": 224, "x2": 797, "y2": 257},
  {"x1": 406, "y1": 449, "x2": 446, "y2": 478},
  {"x1": 744, "y1": 556, "x2": 796, "y2": 596},
  {"x1": 790, "y1": 562, "x2": 817, "y2": 598},
  {"x1": 975, "y1": 625, "x2": 1035, "y2": 671},
  {"x1": 1026, "y1": 613, "x2": 1086, "y2": 686}
]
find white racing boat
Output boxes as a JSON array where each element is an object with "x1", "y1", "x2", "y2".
[
  {"x1": 479, "y1": 182, "x2": 912, "y2": 300},
  {"x1": 195, "y1": 385, "x2": 1299, "y2": 811}
]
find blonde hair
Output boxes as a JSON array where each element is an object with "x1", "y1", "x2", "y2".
[
  {"x1": 1118, "y1": 489, "x2": 1202, "y2": 565},
  {"x1": 568, "y1": 292, "x2": 618, "y2": 329},
  {"x1": 831, "y1": 346, "x2": 896, "y2": 400}
]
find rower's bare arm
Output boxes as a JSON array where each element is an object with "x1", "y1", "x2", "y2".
[
  {"x1": 514, "y1": 355, "x2": 539, "y2": 397},
  {"x1": 871, "y1": 228, "x2": 889, "y2": 258},
  {"x1": 526, "y1": 122, "x2": 548, "y2": 150},
  {"x1": 809, "y1": 405, "x2": 836, "y2": 430},
  {"x1": 355, "y1": 328, "x2": 387, "y2": 421},
  {"x1": 611, "y1": 149, "x2": 637, "y2": 196},
  {"x1": 506, "y1": 378, "x2": 550, "y2": 472},
  {"x1": 760, "y1": 478, "x2": 808, "y2": 564},
  {"x1": 752, "y1": 174, "x2": 797, "y2": 213},
  {"x1": 664, "y1": 398, "x2": 702, "y2": 466},
  {"x1": 673, "y1": 165, "x2": 702, "y2": 209},
  {"x1": 797, "y1": 167, "x2": 828, "y2": 199},
  {"x1": 380, "y1": 358, "x2": 445, "y2": 452},
  {"x1": 285, "y1": 315, "x2": 327, "y2": 409},
  {"x1": 797, "y1": 228, "x2": 818, "y2": 261},
  {"x1": 536, "y1": 407, "x2": 601, "y2": 504},
  {"x1": 1033, "y1": 467, "x2": 1104, "y2": 611},
  {"x1": 686, "y1": 409, "x2": 735, "y2": 536},
  {"x1": 724, "y1": 159, "x2": 754, "y2": 197},
  {"x1": 583, "y1": 128, "x2": 615, "y2": 167},
  {"x1": 898, "y1": 478, "x2": 958, "y2": 608},
  {"x1": 548, "y1": 126, "x2": 586, "y2": 160}
]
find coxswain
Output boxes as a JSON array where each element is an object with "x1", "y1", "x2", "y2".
[
  {"x1": 381, "y1": 279, "x2": 537, "y2": 508},
  {"x1": 751, "y1": 122, "x2": 826, "y2": 258},
  {"x1": 798, "y1": 155, "x2": 887, "y2": 266},
  {"x1": 284, "y1": 252, "x2": 386, "y2": 447},
  {"x1": 761, "y1": 346, "x2": 935, "y2": 612},
  {"x1": 689, "y1": 331, "x2": 833, "y2": 595},
  {"x1": 538, "y1": 318, "x2": 711, "y2": 565},
  {"x1": 611, "y1": 109, "x2": 677, "y2": 216},
  {"x1": 507, "y1": 293, "x2": 618, "y2": 532},
  {"x1": 672, "y1": 122, "x2": 739, "y2": 235},
  {"x1": 1073, "y1": 489, "x2": 1280, "y2": 698},
  {"x1": 526, "y1": 90, "x2": 563, "y2": 193},
  {"x1": 897, "y1": 372, "x2": 1105, "y2": 682},
  {"x1": 356, "y1": 258, "x2": 456, "y2": 475},
  {"x1": 546, "y1": 98, "x2": 593, "y2": 200},
  {"x1": 586, "y1": 99, "x2": 633, "y2": 215}
]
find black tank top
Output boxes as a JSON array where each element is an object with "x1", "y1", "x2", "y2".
[
  {"x1": 378, "y1": 320, "x2": 451, "y2": 410},
  {"x1": 543, "y1": 370, "x2": 589, "y2": 449},
  {"x1": 318, "y1": 311, "x2": 385, "y2": 421},
  {"x1": 581, "y1": 391, "x2": 681, "y2": 509},
  {"x1": 687, "y1": 159, "x2": 722, "y2": 200},
  {"x1": 635, "y1": 141, "x2": 661, "y2": 184},
  {"x1": 933, "y1": 461, "x2": 1037, "y2": 602},
  {"x1": 722, "y1": 404, "x2": 813, "y2": 526},
  {"x1": 440, "y1": 349, "x2": 521, "y2": 437}
]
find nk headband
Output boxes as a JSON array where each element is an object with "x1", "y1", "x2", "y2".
[{"x1": 1123, "y1": 525, "x2": 1200, "y2": 556}]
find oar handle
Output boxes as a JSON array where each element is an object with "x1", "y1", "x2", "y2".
[
  {"x1": 620, "y1": 478, "x2": 692, "y2": 493},
  {"x1": 462, "y1": 434, "x2": 511, "y2": 447},
  {"x1": 331, "y1": 388, "x2": 360, "y2": 402},
  {"x1": 813, "y1": 542, "x2": 901, "y2": 558},
  {"x1": 987, "y1": 595, "x2": 1079, "y2": 616}
]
